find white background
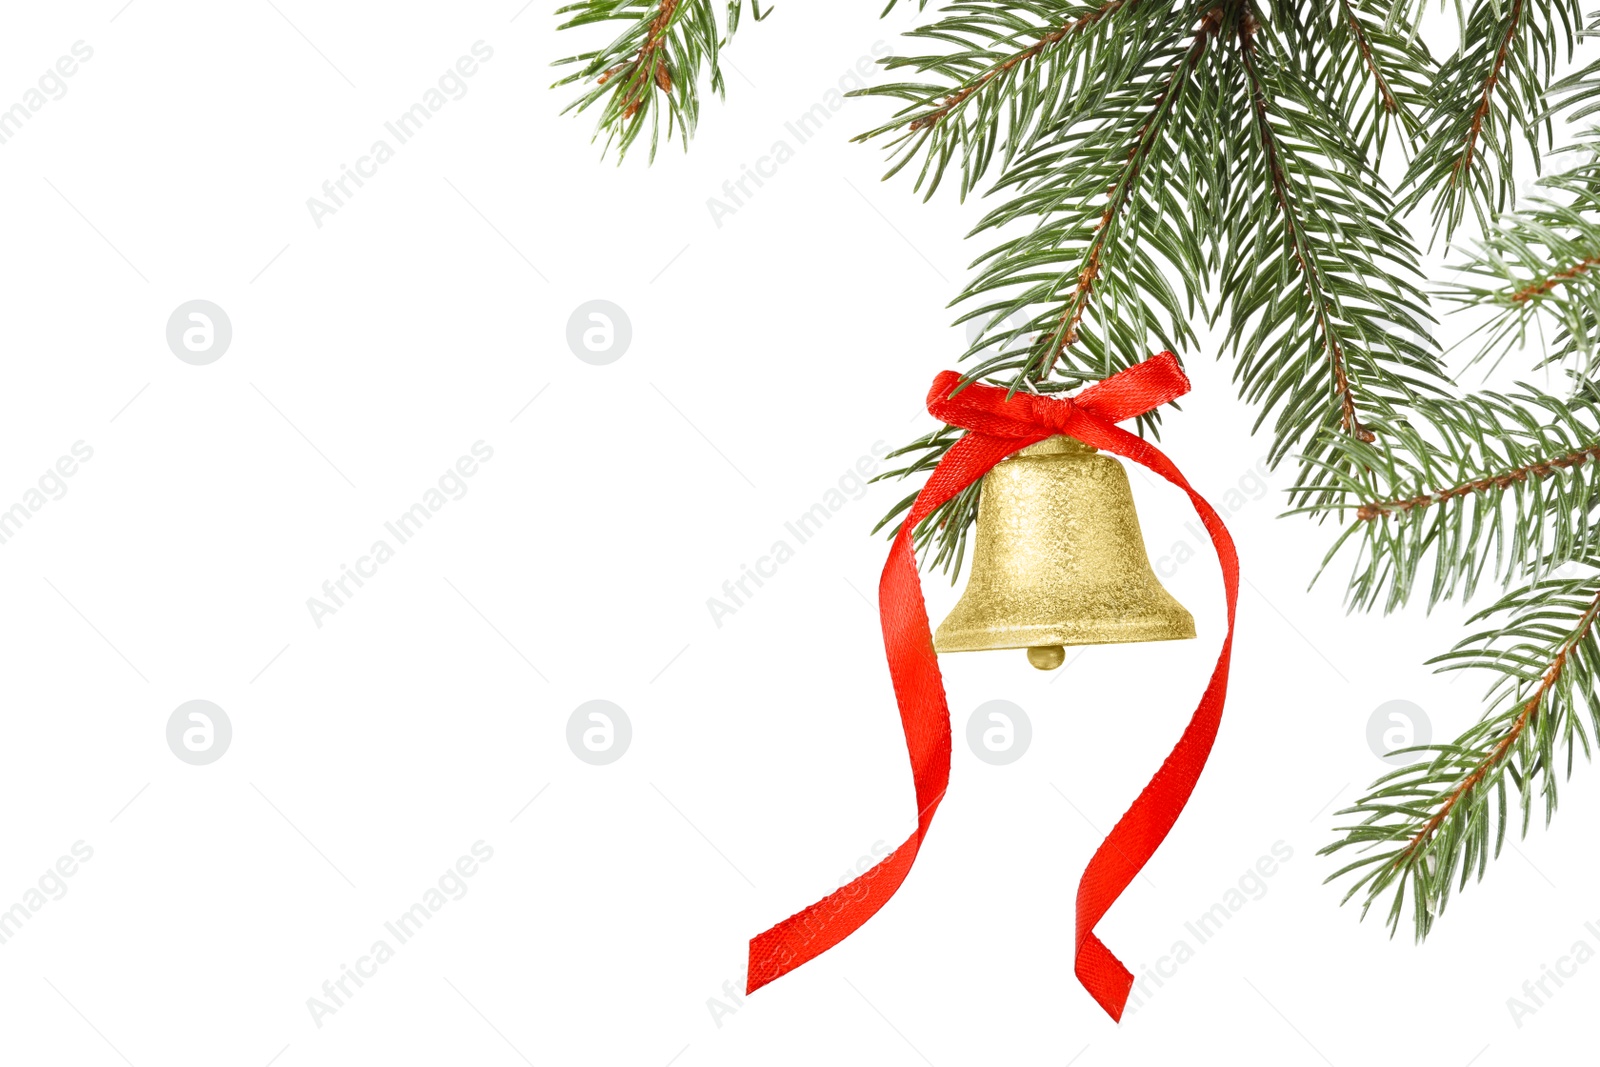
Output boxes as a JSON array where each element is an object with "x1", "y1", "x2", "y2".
[{"x1": 0, "y1": 2, "x2": 1595, "y2": 1064}]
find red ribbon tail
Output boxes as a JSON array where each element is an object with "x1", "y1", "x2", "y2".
[
  {"x1": 1075, "y1": 933, "x2": 1133, "y2": 1021},
  {"x1": 1061, "y1": 408, "x2": 1239, "y2": 1021},
  {"x1": 746, "y1": 835, "x2": 921, "y2": 994}
]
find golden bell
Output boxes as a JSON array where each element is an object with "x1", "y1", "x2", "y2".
[{"x1": 934, "y1": 435, "x2": 1195, "y2": 670}]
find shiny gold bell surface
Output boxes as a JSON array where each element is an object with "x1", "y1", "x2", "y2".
[{"x1": 934, "y1": 435, "x2": 1195, "y2": 669}]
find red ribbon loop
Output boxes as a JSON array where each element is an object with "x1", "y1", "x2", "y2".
[{"x1": 747, "y1": 352, "x2": 1239, "y2": 1022}]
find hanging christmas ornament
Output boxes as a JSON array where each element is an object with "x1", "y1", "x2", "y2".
[
  {"x1": 934, "y1": 434, "x2": 1195, "y2": 670},
  {"x1": 745, "y1": 352, "x2": 1238, "y2": 1022}
]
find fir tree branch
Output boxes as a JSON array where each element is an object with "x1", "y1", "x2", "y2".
[
  {"x1": 1029, "y1": 5, "x2": 1222, "y2": 374},
  {"x1": 1461, "y1": 0, "x2": 1524, "y2": 186},
  {"x1": 1355, "y1": 442, "x2": 1600, "y2": 521},
  {"x1": 1507, "y1": 255, "x2": 1600, "y2": 302},
  {"x1": 909, "y1": 0, "x2": 1127, "y2": 132},
  {"x1": 1442, "y1": 142, "x2": 1600, "y2": 376},
  {"x1": 1322, "y1": 572, "x2": 1600, "y2": 940},
  {"x1": 1238, "y1": 9, "x2": 1373, "y2": 442},
  {"x1": 1220, "y1": 4, "x2": 1446, "y2": 472},
  {"x1": 1398, "y1": 0, "x2": 1583, "y2": 235},
  {"x1": 553, "y1": 0, "x2": 767, "y2": 160},
  {"x1": 1292, "y1": 389, "x2": 1600, "y2": 611},
  {"x1": 1270, "y1": 0, "x2": 1433, "y2": 155},
  {"x1": 852, "y1": 0, "x2": 1144, "y2": 199},
  {"x1": 1334, "y1": 0, "x2": 1398, "y2": 112}
]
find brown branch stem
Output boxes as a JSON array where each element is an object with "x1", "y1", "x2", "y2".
[
  {"x1": 1453, "y1": 0, "x2": 1524, "y2": 186},
  {"x1": 1510, "y1": 255, "x2": 1600, "y2": 303},
  {"x1": 1336, "y1": 0, "x2": 1398, "y2": 114},
  {"x1": 1238, "y1": 10, "x2": 1373, "y2": 442},
  {"x1": 1034, "y1": 8, "x2": 1222, "y2": 378},
  {"x1": 615, "y1": 0, "x2": 680, "y2": 121},
  {"x1": 1356, "y1": 442, "x2": 1600, "y2": 521}
]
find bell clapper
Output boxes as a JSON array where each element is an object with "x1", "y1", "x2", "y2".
[{"x1": 1027, "y1": 645, "x2": 1066, "y2": 670}]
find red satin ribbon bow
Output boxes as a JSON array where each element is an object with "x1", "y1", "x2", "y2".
[{"x1": 746, "y1": 352, "x2": 1239, "y2": 1021}]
